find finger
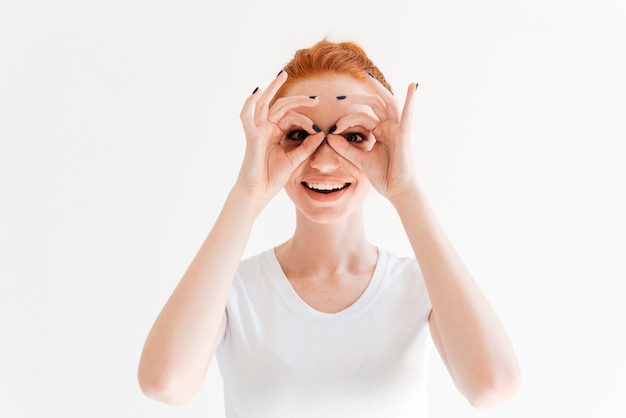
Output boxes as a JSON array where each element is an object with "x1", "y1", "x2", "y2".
[
  {"x1": 335, "y1": 94, "x2": 388, "y2": 123},
  {"x1": 285, "y1": 132, "x2": 326, "y2": 167},
  {"x1": 332, "y1": 111, "x2": 379, "y2": 135},
  {"x1": 276, "y1": 110, "x2": 317, "y2": 133},
  {"x1": 325, "y1": 133, "x2": 369, "y2": 171},
  {"x1": 399, "y1": 83, "x2": 418, "y2": 131},
  {"x1": 364, "y1": 74, "x2": 401, "y2": 123},
  {"x1": 254, "y1": 70, "x2": 288, "y2": 125},
  {"x1": 240, "y1": 86, "x2": 263, "y2": 131},
  {"x1": 268, "y1": 95, "x2": 320, "y2": 124}
]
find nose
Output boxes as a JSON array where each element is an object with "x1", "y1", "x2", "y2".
[{"x1": 309, "y1": 139, "x2": 341, "y2": 172}]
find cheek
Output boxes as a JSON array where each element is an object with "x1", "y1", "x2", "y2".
[
  {"x1": 283, "y1": 165, "x2": 304, "y2": 192},
  {"x1": 357, "y1": 177, "x2": 373, "y2": 194},
  {"x1": 283, "y1": 181, "x2": 296, "y2": 202},
  {"x1": 283, "y1": 177, "x2": 307, "y2": 208},
  {"x1": 348, "y1": 173, "x2": 373, "y2": 201}
]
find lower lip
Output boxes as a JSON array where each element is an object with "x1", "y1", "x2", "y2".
[{"x1": 302, "y1": 183, "x2": 351, "y2": 201}]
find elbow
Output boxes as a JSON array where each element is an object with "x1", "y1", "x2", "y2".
[
  {"x1": 466, "y1": 363, "x2": 521, "y2": 409},
  {"x1": 137, "y1": 362, "x2": 194, "y2": 407}
]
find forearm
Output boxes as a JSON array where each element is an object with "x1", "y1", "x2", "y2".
[
  {"x1": 392, "y1": 184, "x2": 520, "y2": 406},
  {"x1": 138, "y1": 186, "x2": 259, "y2": 405}
]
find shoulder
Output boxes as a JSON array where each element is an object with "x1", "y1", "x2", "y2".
[
  {"x1": 237, "y1": 249, "x2": 273, "y2": 276},
  {"x1": 378, "y1": 248, "x2": 423, "y2": 280},
  {"x1": 377, "y1": 248, "x2": 430, "y2": 307},
  {"x1": 232, "y1": 248, "x2": 281, "y2": 294}
]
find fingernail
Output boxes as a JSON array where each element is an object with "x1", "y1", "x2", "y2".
[
  {"x1": 336, "y1": 95, "x2": 346, "y2": 100},
  {"x1": 276, "y1": 69, "x2": 284, "y2": 77},
  {"x1": 328, "y1": 125, "x2": 337, "y2": 134},
  {"x1": 309, "y1": 95, "x2": 319, "y2": 99},
  {"x1": 312, "y1": 124, "x2": 321, "y2": 133},
  {"x1": 367, "y1": 71, "x2": 375, "y2": 79},
  {"x1": 252, "y1": 86, "x2": 259, "y2": 95}
]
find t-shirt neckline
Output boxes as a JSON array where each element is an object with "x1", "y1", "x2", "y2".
[{"x1": 264, "y1": 247, "x2": 389, "y2": 324}]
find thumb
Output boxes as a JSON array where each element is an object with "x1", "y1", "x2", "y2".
[{"x1": 326, "y1": 134, "x2": 368, "y2": 171}]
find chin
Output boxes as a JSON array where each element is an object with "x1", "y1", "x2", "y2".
[{"x1": 294, "y1": 204, "x2": 365, "y2": 226}]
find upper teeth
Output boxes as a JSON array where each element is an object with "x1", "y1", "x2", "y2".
[{"x1": 306, "y1": 182, "x2": 348, "y2": 191}]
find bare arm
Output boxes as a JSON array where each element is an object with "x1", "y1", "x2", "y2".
[
  {"x1": 393, "y1": 185, "x2": 520, "y2": 408},
  {"x1": 137, "y1": 188, "x2": 259, "y2": 405},
  {"x1": 137, "y1": 72, "x2": 325, "y2": 405}
]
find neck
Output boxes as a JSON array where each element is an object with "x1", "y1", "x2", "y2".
[{"x1": 275, "y1": 208, "x2": 376, "y2": 278}]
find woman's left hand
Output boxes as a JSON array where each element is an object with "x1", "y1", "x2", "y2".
[{"x1": 326, "y1": 78, "x2": 419, "y2": 205}]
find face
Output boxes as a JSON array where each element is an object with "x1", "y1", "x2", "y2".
[{"x1": 279, "y1": 74, "x2": 376, "y2": 224}]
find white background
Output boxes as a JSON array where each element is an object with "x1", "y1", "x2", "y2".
[{"x1": 1, "y1": 0, "x2": 625, "y2": 417}]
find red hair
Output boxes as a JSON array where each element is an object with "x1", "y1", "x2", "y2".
[{"x1": 271, "y1": 39, "x2": 392, "y2": 106}]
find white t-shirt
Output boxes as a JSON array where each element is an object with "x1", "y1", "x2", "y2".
[{"x1": 216, "y1": 248, "x2": 433, "y2": 418}]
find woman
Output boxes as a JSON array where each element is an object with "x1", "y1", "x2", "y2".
[{"x1": 138, "y1": 39, "x2": 520, "y2": 417}]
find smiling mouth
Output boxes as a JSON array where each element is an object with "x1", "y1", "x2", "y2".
[{"x1": 302, "y1": 182, "x2": 351, "y2": 194}]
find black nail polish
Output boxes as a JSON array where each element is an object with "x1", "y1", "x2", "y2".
[
  {"x1": 367, "y1": 71, "x2": 375, "y2": 79},
  {"x1": 312, "y1": 124, "x2": 321, "y2": 133},
  {"x1": 252, "y1": 86, "x2": 259, "y2": 95},
  {"x1": 309, "y1": 95, "x2": 319, "y2": 99},
  {"x1": 336, "y1": 95, "x2": 346, "y2": 100},
  {"x1": 328, "y1": 125, "x2": 337, "y2": 134},
  {"x1": 276, "y1": 69, "x2": 284, "y2": 77}
]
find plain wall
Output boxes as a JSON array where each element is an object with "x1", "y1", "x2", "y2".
[{"x1": 1, "y1": 0, "x2": 625, "y2": 417}]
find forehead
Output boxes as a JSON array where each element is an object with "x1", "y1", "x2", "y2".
[
  {"x1": 282, "y1": 73, "x2": 371, "y2": 97},
  {"x1": 282, "y1": 74, "x2": 375, "y2": 121}
]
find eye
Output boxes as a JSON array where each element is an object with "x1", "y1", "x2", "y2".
[
  {"x1": 287, "y1": 129, "x2": 310, "y2": 141},
  {"x1": 344, "y1": 132, "x2": 365, "y2": 143}
]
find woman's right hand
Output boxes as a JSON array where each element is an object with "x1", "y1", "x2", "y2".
[{"x1": 235, "y1": 71, "x2": 325, "y2": 214}]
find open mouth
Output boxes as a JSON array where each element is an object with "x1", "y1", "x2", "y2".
[{"x1": 302, "y1": 182, "x2": 351, "y2": 194}]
